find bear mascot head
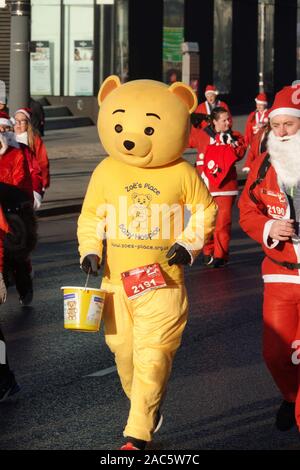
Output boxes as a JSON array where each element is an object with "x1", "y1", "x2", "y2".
[{"x1": 97, "y1": 75, "x2": 197, "y2": 168}]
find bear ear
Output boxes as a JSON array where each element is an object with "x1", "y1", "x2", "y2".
[
  {"x1": 168, "y1": 82, "x2": 198, "y2": 114},
  {"x1": 98, "y1": 75, "x2": 121, "y2": 105}
]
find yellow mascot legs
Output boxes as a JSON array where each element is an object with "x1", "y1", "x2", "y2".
[{"x1": 102, "y1": 283, "x2": 188, "y2": 442}]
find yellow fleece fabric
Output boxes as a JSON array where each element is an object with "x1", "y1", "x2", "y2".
[
  {"x1": 78, "y1": 156, "x2": 216, "y2": 285},
  {"x1": 77, "y1": 76, "x2": 217, "y2": 443}
]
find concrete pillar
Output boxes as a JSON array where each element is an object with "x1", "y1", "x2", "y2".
[{"x1": 9, "y1": 0, "x2": 31, "y2": 114}]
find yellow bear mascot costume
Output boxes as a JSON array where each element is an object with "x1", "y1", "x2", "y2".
[{"x1": 77, "y1": 76, "x2": 217, "y2": 450}]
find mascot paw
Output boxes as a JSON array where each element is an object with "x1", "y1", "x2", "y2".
[
  {"x1": 166, "y1": 243, "x2": 191, "y2": 266},
  {"x1": 81, "y1": 254, "x2": 100, "y2": 276}
]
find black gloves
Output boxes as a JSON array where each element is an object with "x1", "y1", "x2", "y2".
[
  {"x1": 166, "y1": 243, "x2": 191, "y2": 266},
  {"x1": 81, "y1": 254, "x2": 100, "y2": 276}
]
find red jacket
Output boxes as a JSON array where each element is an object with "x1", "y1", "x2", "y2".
[
  {"x1": 244, "y1": 109, "x2": 269, "y2": 146},
  {"x1": 189, "y1": 100, "x2": 232, "y2": 149},
  {"x1": 243, "y1": 127, "x2": 268, "y2": 171},
  {"x1": 0, "y1": 147, "x2": 33, "y2": 198},
  {"x1": 239, "y1": 151, "x2": 300, "y2": 284},
  {"x1": 193, "y1": 127, "x2": 246, "y2": 196},
  {"x1": 195, "y1": 100, "x2": 231, "y2": 128},
  {"x1": 20, "y1": 144, "x2": 43, "y2": 195},
  {"x1": 34, "y1": 135, "x2": 50, "y2": 189},
  {"x1": 0, "y1": 206, "x2": 8, "y2": 272}
]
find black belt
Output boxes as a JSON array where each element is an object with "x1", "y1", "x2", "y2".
[{"x1": 267, "y1": 256, "x2": 300, "y2": 270}]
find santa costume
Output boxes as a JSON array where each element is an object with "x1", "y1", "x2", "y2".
[
  {"x1": 0, "y1": 130, "x2": 37, "y2": 306},
  {"x1": 192, "y1": 123, "x2": 246, "y2": 266},
  {"x1": 239, "y1": 83, "x2": 300, "y2": 432},
  {"x1": 244, "y1": 93, "x2": 269, "y2": 147},
  {"x1": 189, "y1": 85, "x2": 232, "y2": 148}
]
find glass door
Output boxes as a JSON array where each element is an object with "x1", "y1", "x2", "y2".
[
  {"x1": 31, "y1": 0, "x2": 61, "y2": 96},
  {"x1": 63, "y1": 0, "x2": 94, "y2": 96}
]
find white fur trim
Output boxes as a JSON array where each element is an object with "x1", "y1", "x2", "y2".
[
  {"x1": 15, "y1": 108, "x2": 31, "y2": 120},
  {"x1": 205, "y1": 90, "x2": 219, "y2": 96},
  {"x1": 0, "y1": 134, "x2": 8, "y2": 155},
  {"x1": 263, "y1": 220, "x2": 279, "y2": 249},
  {"x1": 269, "y1": 107, "x2": 300, "y2": 119},
  {"x1": 0, "y1": 118, "x2": 11, "y2": 126},
  {"x1": 255, "y1": 99, "x2": 268, "y2": 105},
  {"x1": 210, "y1": 191, "x2": 238, "y2": 196},
  {"x1": 263, "y1": 274, "x2": 300, "y2": 283}
]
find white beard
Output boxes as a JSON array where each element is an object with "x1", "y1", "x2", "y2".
[{"x1": 267, "y1": 130, "x2": 300, "y2": 187}]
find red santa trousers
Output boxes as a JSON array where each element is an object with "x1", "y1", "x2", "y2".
[
  {"x1": 203, "y1": 195, "x2": 236, "y2": 260},
  {"x1": 263, "y1": 283, "x2": 300, "y2": 430}
]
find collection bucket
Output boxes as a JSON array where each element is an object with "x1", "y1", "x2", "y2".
[{"x1": 61, "y1": 283, "x2": 106, "y2": 332}]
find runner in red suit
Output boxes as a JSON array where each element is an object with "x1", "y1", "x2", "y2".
[
  {"x1": 244, "y1": 92, "x2": 269, "y2": 147},
  {"x1": 192, "y1": 106, "x2": 246, "y2": 267},
  {"x1": 242, "y1": 125, "x2": 270, "y2": 173},
  {"x1": 189, "y1": 84, "x2": 231, "y2": 148},
  {"x1": 239, "y1": 82, "x2": 300, "y2": 433}
]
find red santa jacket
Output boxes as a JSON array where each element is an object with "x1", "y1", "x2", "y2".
[
  {"x1": 239, "y1": 151, "x2": 300, "y2": 284},
  {"x1": 0, "y1": 147, "x2": 33, "y2": 199},
  {"x1": 189, "y1": 100, "x2": 232, "y2": 149},
  {"x1": 34, "y1": 134, "x2": 50, "y2": 189},
  {"x1": 0, "y1": 206, "x2": 8, "y2": 273},
  {"x1": 243, "y1": 127, "x2": 269, "y2": 171},
  {"x1": 195, "y1": 100, "x2": 231, "y2": 128},
  {"x1": 19, "y1": 143, "x2": 43, "y2": 195},
  {"x1": 244, "y1": 109, "x2": 269, "y2": 146},
  {"x1": 193, "y1": 126, "x2": 246, "y2": 196}
]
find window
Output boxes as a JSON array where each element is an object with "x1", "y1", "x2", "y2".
[
  {"x1": 213, "y1": 0, "x2": 232, "y2": 94},
  {"x1": 63, "y1": 1, "x2": 94, "y2": 96},
  {"x1": 31, "y1": 0, "x2": 61, "y2": 96},
  {"x1": 163, "y1": 0, "x2": 184, "y2": 84}
]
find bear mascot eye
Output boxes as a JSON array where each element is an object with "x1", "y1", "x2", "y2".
[
  {"x1": 115, "y1": 124, "x2": 123, "y2": 133},
  {"x1": 144, "y1": 127, "x2": 154, "y2": 136}
]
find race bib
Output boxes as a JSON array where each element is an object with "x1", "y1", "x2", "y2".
[{"x1": 121, "y1": 263, "x2": 166, "y2": 300}]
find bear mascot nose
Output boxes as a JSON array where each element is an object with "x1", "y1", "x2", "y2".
[{"x1": 123, "y1": 140, "x2": 135, "y2": 151}]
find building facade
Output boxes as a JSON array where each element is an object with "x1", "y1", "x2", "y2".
[{"x1": 0, "y1": 0, "x2": 300, "y2": 120}]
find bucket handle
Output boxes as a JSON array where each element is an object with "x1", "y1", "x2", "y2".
[{"x1": 84, "y1": 269, "x2": 90, "y2": 289}]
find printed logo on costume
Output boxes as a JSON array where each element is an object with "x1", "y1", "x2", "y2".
[{"x1": 119, "y1": 181, "x2": 161, "y2": 240}]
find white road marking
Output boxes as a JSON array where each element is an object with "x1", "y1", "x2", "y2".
[{"x1": 84, "y1": 366, "x2": 117, "y2": 377}]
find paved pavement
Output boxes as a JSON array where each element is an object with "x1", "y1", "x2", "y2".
[
  {"x1": 0, "y1": 210, "x2": 299, "y2": 450},
  {"x1": 39, "y1": 114, "x2": 249, "y2": 216}
]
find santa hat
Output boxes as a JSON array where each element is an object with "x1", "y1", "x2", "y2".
[
  {"x1": 269, "y1": 83, "x2": 300, "y2": 119},
  {"x1": 0, "y1": 111, "x2": 12, "y2": 127},
  {"x1": 15, "y1": 107, "x2": 32, "y2": 120},
  {"x1": 205, "y1": 85, "x2": 219, "y2": 96},
  {"x1": 255, "y1": 93, "x2": 268, "y2": 105}
]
